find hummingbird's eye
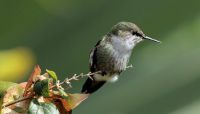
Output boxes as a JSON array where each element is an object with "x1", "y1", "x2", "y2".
[
  {"x1": 132, "y1": 31, "x2": 141, "y2": 37},
  {"x1": 132, "y1": 31, "x2": 137, "y2": 35}
]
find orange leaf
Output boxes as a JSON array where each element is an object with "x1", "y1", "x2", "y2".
[
  {"x1": 44, "y1": 95, "x2": 72, "y2": 114},
  {"x1": 23, "y1": 65, "x2": 41, "y2": 97}
]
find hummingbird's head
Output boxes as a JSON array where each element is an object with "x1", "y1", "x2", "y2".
[{"x1": 110, "y1": 22, "x2": 161, "y2": 43}]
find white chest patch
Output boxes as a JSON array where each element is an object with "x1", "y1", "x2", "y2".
[
  {"x1": 110, "y1": 35, "x2": 139, "y2": 71},
  {"x1": 111, "y1": 35, "x2": 136, "y2": 53},
  {"x1": 94, "y1": 74, "x2": 119, "y2": 82}
]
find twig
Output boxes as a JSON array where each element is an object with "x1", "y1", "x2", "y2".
[
  {"x1": 2, "y1": 96, "x2": 33, "y2": 108},
  {"x1": 50, "y1": 71, "x2": 102, "y2": 89},
  {"x1": 2, "y1": 71, "x2": 102, "y2": 108}
]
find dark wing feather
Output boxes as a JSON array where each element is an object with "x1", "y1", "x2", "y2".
[
  {"x1": 81, "y1": 78, "x2": 105, "y2": 93},
  {"x1": 89, "y1": 39, "x2": 102, "y2": 72},
  {"x1": 81, "y1": 39, "x2": 105, "y2": 94}
]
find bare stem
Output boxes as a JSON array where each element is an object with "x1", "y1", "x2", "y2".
[
  {"x1": 50, "y1": 71, "x2": 102, "y2": 89},
  {"x1": 2, "y1": 96, "x2": 33, "y2": 108}
]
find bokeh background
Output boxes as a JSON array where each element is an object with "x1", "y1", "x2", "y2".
[{"x1": 1, "y1": 0, "x2": 200, "y2": 114}]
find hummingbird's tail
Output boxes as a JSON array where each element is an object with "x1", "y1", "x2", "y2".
[{"x1": 81, "y1": 77, "x2": 106, "y2": 94}]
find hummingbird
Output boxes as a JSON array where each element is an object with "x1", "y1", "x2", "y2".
[{"x1": 81, "y1": 22, "x2": 160, "y2": 94}]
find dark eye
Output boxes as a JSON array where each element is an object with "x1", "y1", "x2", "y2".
[
  {"x1": 132, "y1": 31, "x2": 137, "y2": 35},
  {"x1": 132, "y1": 31, "x2": 141, "y2": 36}
]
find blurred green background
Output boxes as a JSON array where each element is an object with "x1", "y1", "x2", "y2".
[{"x1": 1, "y1": 0, "x2": 200, "y2": 114}]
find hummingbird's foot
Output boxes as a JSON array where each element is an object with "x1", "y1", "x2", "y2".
[
  {"x1": 101, "y1": 71, "x2": 107, "y2": 76},
  {"x1": 118, "y1": 70, "x2": 123, "y2": 74},
  {"x1": 125, "y1": 64, "x2": 133, "y2": 70}
]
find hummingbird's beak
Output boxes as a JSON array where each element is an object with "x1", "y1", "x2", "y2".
[{"x1": 142, "y1": 36, "x2": 161, "y2": 43}]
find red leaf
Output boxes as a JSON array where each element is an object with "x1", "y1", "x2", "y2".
[{"x1": 23, "y1": 65, "x2": 41, "y2": 97}]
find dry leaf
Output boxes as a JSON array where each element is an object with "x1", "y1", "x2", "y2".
[
  {"x1": 23, "y1": 65, "x2": 41, "y2": 97},
  {"x1": 44, "y1": 95, "x2": 72, "y2": 114},
  {"x1": 68, "y1": 93, "x2": 89, "y2": 109},
  {"x1": 2, "y1": 82, "x2": 30, "y2": 114}
]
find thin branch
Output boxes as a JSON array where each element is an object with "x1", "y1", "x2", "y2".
[
  {"x1": 50, "y1": 71, "x2": 102, "y2": 89},
  {"x1": 2, "y1": 71, "x2": 102, "y2": 108},
  {"x1": 2, "y1": 96, "x2": 33, "y2": 108}
]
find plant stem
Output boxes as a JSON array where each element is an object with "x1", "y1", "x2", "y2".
[{"x1": 2, "y1": 96, "x2": 33, "y2": 108}]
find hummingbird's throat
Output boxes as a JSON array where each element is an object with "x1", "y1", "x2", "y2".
[
  {"x1": 132, "y1": 35, "x2": 143, "y2": 44},
  {"x1": 111, "y1": 35, "x2": 139, "y2": 52}
]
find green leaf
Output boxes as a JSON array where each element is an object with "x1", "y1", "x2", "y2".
[
  {"x1": 58, "y1": 89, "x2": 67, "y2": 97},
  {"x1": 46, "y1": 69, "x2": 58, "y2": 82},
  {"x1": 12, "y1": 106, "x2": 27, "y2": 113},
  {"x1": 34, "y1": 79, "x2": 50, "y2": 97},
  {"x1": 28, "y1": 99, "x2": 59, "y2": 114}
]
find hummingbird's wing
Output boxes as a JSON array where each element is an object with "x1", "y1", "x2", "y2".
[
  {"x1": 81, "y1": 77, "x2": 105, "y2": 93},
  {"x1": 81, "y1": 37, "x2": 106, "y2": 94},
  {"x1": 89, "y1": 38, "x2": 103, "y2": 72}
]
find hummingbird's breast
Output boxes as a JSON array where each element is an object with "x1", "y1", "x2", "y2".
[
  {"x1": 93, "y1": 45, "x2": 130, "y2": 82},
  {"x1": 112, "y1": 50, "x2": 131, "y2": 73},
  {"x1": 110, "y1": 35, "x2": 134, "y2": 72},
  {"x1": 95, "y1": 41, "x2": 131, "y2": 75}
]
